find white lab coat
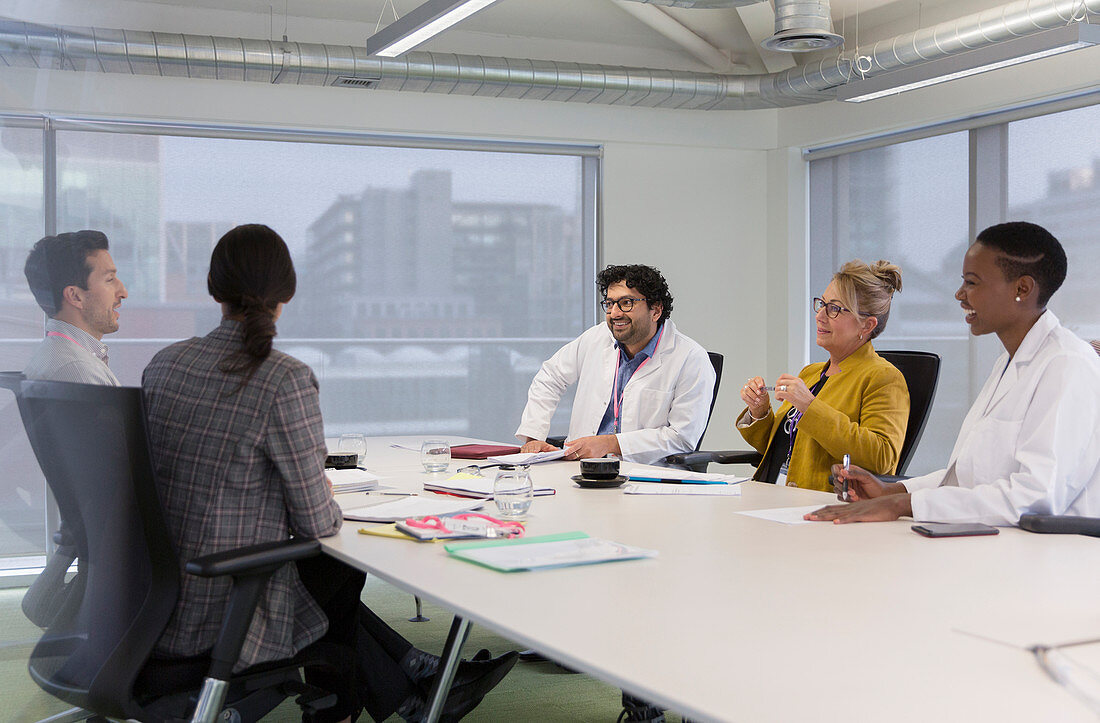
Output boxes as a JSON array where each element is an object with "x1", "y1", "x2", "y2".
[
  {"x1": 905, "y1": 311, "x2": 1100, "y2": 526},
  {"x1": 515, "y1": 319, "x2": 715, "y2": 465}
]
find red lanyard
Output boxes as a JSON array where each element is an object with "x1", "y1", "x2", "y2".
[{"x1": 612, "y1": 324, "x2": 665, "y2": 433}]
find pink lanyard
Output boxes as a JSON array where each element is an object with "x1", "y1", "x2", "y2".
[
  {"x1": 47, "y1": 331, "x2": 82, "y2": 346},
  {"x1": 611, "y1": 324, "x2": 665, "y2": 433},
  {"x1": 48, "y1": 330, "x2": 105, "y2": 362}
]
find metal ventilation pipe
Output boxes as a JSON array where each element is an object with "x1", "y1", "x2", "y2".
[
  {"x1": 762, "y1": 0, "x2": 843, "y2": 52},
  {"x1": 1, "y1": 0, "x2": 1099, "y2": 111},
  {"x1": 615, "y1": 0, "x2": 761, "y2": 7}
]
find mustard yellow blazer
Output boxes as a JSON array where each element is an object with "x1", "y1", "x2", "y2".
[{"x1": 737, "y1": 342, "x2": 909, "y2": 492}]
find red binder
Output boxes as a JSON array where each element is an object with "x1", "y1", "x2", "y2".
[{"x1": 449, "y1": 444, "x2": 522, "y2": 460}]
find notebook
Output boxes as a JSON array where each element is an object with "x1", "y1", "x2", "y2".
[
  {"x1": 423, "y1": 473, "x2": 556, "y2": 500},
  {"x1": 445, "y1": 532, "x2": 657, "y2": 572},
  {"x1": 450, "y1": 443, "x2": 522, "y2": 460}
]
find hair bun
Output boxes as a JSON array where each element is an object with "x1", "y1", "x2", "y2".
[{"x1": 871, "y1": 260, "x2": 903, "y2": 294}]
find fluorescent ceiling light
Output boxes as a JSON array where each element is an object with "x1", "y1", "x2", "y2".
[
  {"x1": 365, "y1": 0, "x2": 501, "y2": 57},
  {"x1": 837, "y1": 23, "x2": 1100, "y2": 103}
]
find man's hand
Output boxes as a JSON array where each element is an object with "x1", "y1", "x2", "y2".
[
  {"x1": 803, "y1": 494, "x2": 913, "y2": 524},
  {"x1": 563, "y1": 434, "x2": 621, "y2": 460},
  {"x1": 520, "y1": 438, "x2": 558, "y2": 454}
]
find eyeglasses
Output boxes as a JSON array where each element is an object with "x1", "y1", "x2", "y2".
[
  {"x1": 600, "y1": 297, "x2": 647, "y2": 313},
  {"x1": 813, "y1": 297, "x2": 854, "y2": 319}
]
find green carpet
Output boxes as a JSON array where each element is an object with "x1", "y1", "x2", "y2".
[{"x1": 0, "y1": 577, "x2": 686, "y2": 721}]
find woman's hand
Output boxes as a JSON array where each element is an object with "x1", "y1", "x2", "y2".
[
  {"x1": 740, "y1": 376, "x2": 771, "y2": 420},
  {"x1": 803, "y1": 494, "x2": 913, "y2": 523},
  {"x1": 773, "y1": 374, "x2": 814, "y2": 413},
  {"x1": 831, "y1": 463, "x2": 907, "y2": 501}
]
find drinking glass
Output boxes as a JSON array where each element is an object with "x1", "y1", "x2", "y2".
[
  {"x1": 420, "y1": 439, "x2": 451, "y2": 472},
  {"x1": 494, "y1": 465, "x2": 533, "y2": 520},
  {"x1": 338, "y1": 433, "x2": 367, "y2": 464}
]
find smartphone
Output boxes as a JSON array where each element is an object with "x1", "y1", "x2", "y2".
[{"x1": 911, "y1": 522, "x2": 999, "y2": 538}]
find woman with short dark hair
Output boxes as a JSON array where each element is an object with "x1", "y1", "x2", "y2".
[{"x1": 813, "y1": 221, "x2": 1100, "y2": 526}]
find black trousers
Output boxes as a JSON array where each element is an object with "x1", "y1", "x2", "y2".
[{"x1": 297, "y1": 556, "x2": 419, "y2": 723}]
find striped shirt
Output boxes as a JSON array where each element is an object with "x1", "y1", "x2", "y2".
[
  {"x1": 142, "y1": 319, "x2": 341, "y2": 671},
  {"x1": 23, "y1": 318, "x2": 119, "y2": 385}
]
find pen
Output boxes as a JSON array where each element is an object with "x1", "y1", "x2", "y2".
[
  {"x1": 762, "y1": 386, "x2": 775, "y2": 392},
  {"x1": 842, "y1": 453, "x2": 850, "y2": 501},
  {"x1": 382, "y1": 491, "x2": 417, "y2": 496}
]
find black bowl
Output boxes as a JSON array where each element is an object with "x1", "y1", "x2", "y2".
[{"x1": 579, "y1": 457, "x2": 620, "y2": 480}]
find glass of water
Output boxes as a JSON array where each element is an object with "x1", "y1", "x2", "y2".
[
  {"x1": 494, "y1": 465, "x2": 533, "y2": 520},
  {"x1": 420, "y1": 439, "x2": 451, "y2": 472},
  {"x1": 338, "y1": 433, "x2": 367, "y2": 465}
]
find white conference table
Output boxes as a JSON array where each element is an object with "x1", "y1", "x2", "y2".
[{"x1": 322, "y1": 436, "x2": 1100, "y2": 722}]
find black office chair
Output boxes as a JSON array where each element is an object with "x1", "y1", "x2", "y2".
[
  {"x1": 668, "y1": 350, "x2": 940, "y2": 477},
  {"x1": 546, "y1": 351, "x2": 725, "y2": 460},
  {"x1": 8, "y1": 377, "x2": 346, "y2": 723}
]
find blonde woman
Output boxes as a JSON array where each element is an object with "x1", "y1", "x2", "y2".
[{"x1": 739, "y1": 260, "x2": 909, "y2": 492}]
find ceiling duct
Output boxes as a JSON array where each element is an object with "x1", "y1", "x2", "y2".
[
  {"x1": 614, "y1": 1, "x2": 761, "y2": 7},
  {"x1": 1, "y1": 1, "x2": 1098, "y2": 111},
  {"x1": 762, "y1": 0, "x2": 843, "y2": 52}
]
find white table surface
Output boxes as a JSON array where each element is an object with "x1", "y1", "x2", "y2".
[{"x1": 322, "y1": 436, "x2": 1100, "y2": 722}]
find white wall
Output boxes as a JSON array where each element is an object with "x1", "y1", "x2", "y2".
[{"x1": 0, "y1": 10, "x2": 778, "y2": 452}]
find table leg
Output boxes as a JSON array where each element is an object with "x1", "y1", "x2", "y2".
[{"x1": 424, "y1": 615, "x2": 472, "y2": 723}]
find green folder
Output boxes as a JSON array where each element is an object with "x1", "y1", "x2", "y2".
[{"x1": 445, "y1": 531, "x2": 657, "y2": 572}]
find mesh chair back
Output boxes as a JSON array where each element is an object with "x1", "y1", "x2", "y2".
[
  {"x1": 18, "y1": 380, "x2": 179, "y2": 719},
  {"x1": 877, "y1": 351, "x2": 940, "y2": 476},
  {"x1": 694, "y1": 352, "x2": 724, "y2": 451}
]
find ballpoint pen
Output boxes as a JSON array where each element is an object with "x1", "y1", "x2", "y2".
[{"x1": 842, "y1": 453, "x2": 850, "y2": 501}]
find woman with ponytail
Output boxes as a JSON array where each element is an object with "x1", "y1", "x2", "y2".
[
  {"x1": 738, "y1": 260, "x2": 910, "y2": 492},
  {"x1": 142, "y1": 225, "x2": 515, "y2": 722}
]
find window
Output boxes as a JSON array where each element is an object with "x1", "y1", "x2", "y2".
[
  {"x1": 809, "y1": 101, "x2": 1100, "y2": 476},
  {"x1": 0, "y1": 124, "x2": 46, "y2": 564},
  {"x1": 1, "y1": 118, "x2": 597, "y2": 573}
]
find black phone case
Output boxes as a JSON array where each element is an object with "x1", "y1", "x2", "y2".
[{"x1": 911, "y1": 523, "x2": 999, "y2": 538}]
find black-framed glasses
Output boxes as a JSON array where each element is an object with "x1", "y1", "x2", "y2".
[
  {"x1": 600, "y1": 297, "x2": 646, "y2": 313},
  {"x1": 813, "y1": 297, "x2": 853, "y2": 319}
]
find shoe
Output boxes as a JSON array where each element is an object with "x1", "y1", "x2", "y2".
[
  {"x1": 617, "y1": 692, "x2": 665, "y2": 723},
  {"x1": 518, "y1": 648, "x2": 547, "y2": 663},
  {"x1": 399, "y1": 648, "x2": 511, "y2": 688},
  {"x1": 397, "y1": 651, "x2": 518, "y2": 722}
]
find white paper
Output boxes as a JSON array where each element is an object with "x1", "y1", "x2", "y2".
[
  {"x1": 734, "y1": 505, "x2": 827, "y2": 525},
  {"x1": 326, "y1": 467, "x2": 380, "y2": 493},
  {"x1": 488, "y1": 449, "x2": 567, "y2": 465},
  {"x1": 424, "y1": 474, "x2": 556, "y2": 499},
  {"x1": 342, "y1": 496, "x2": 483, "y2": 522},
  {"x1": 623, "y1": 483, "x2": 741, "y2": 496},
  {"x1": 620, "y1": 462, "x2": 745, "y2": 485}
]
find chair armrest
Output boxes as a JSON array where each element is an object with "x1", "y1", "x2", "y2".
[
  {"x1": 187, "y1": 538, "x2": 323, "y2": 681},
  {"x1": 691, "y1": 450, "x2": 764, "y2": 466},
  {"x1": 186, "y1": 538, "x2": 321, "y2": 578},
  {"x1": 664, "y1": 450, "x2": 763, "y2": 473}
]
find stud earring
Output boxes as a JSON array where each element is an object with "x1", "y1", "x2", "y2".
[
  {"x1": 1015, "y1": 296, "x2": 1021, "y2": 302},
  {"x1": 858, "y1": 333, "x2": 863, "y2": 340}
]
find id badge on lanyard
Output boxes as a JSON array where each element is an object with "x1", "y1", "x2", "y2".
[{"x1": 777, "y1": 406, "x2": 801, "y2": 488}]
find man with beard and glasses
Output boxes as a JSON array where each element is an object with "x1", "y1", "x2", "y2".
[{"x1": 516, "y1": 264, "x2": 714, "y2": 465}]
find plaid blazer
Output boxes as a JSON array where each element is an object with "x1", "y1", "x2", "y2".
[{"x1": 142, "y1": 319, "x2": 341, "y2": 670}]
